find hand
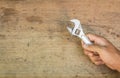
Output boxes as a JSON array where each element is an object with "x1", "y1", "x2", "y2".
[{"x1": 81, "y1": 34, "x2": 120, "y2": 72}]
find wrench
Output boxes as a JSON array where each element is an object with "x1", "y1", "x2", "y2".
[{"x1": 67, "y1": 19, "x2": 92, "y2": 45}]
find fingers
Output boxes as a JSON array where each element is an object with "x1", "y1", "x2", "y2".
[
  {"x1": 93, "y1": 61, "x2": 105, "y2": 65},
  {"x1": 81, "y1": 33, "x2": 111, "y2": 66},
  {"x1": 84, "y1": 49, "x2": 93, "y2": 56},
  {"x1": 81, "y1": 40, "x2": 101, "y2": 54},
  {"x1": 86, "y1": 33, "x2": 108, "y2": 46},
  {"x1": 82, "y1": 43, "x2": 104, "y2": 54},
  {"x1": 81, "y1": 40, "x2": 103, "y2": 52},
  {"x1": 89, "y1": 54, "x2": 104, "y2": 65},
  {"x1": 86, "y1": 34, "x2": 103, "y2": 42},
  {"x1": 81, "y1": 40, "x2": 85, "y2": 47},
  {"x1": 84, "y1": 50, "x2": 104, "y2": 65}
]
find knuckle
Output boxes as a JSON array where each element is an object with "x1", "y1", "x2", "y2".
[
  {"x1": 86, "y1": 33, "x2": 92, "y2": 37},
  {"x1": 94, "y1": 62, "x2": 100, "y2": 65},
  {"x1": 84, "y1": 52, "x2": 88, "y2": 55}
]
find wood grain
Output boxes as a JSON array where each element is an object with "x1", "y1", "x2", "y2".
[{"x1": 0, "y1": 0, "x2": 120, "y2": 78}]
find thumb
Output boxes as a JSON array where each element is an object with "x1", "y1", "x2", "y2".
[{"x1": 83, "y1": 44, "x2": 104, "y2": 54}]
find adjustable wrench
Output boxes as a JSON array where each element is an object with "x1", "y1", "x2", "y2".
[{"x1": 67, "y1": 19, "x2": 92, "y2": 45}]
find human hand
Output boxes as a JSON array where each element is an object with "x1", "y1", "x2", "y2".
[{"x1": 81, "y1": 34, "x2": 120, "y2": 72}]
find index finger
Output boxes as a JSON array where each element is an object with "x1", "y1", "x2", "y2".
[{"x1": 86, "y1": 34, "x2": 107, "y2": 46}]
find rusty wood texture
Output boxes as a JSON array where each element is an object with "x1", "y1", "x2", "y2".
[{"x1": 0, "y1": 0, "x2": 120, "y2": 78}]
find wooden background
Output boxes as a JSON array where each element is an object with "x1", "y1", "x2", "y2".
[{"x1": 0, "y1": 0, "x2": 120, "y2": 78}]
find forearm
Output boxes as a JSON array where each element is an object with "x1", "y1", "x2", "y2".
[
  {"x1": 115, "y1": 50, "x2": 120, "y2": 72},
  {"x1": 117, "y1": 59, "x2": 120, "y2": 72},
  {"x1": 117, "y1": 51, "x2": 120, "y2": 72}
]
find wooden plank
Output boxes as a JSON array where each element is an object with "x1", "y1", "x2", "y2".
[{"x1": 0, "y1": 0, "x2": 120, "y2": 78}]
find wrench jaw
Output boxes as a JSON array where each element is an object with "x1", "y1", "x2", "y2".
[
  {"x1": 70, "y1": 19, "x2": 80, "y2": 28},
  {"x1": 67, "y1": 26, "x2": 73, "y2": 34},
  {"x1": 67, "y1": 26, "x2": 83, "y2": 38},
  {"x1": 67, "y1": 26, "x2": 79, "y2": 36},
  {"x1": 70, "y1": 19, "x2": 81, "y2": 36},
  {"x1": 67, "y1": 19, "x2": 93, "y2": 45},
  {"x1": 67, "y1": 19, "x2": 80, "y2": 36},
  {"x1": 67, "y1": 19, "x2": 83, "y2": 37}
]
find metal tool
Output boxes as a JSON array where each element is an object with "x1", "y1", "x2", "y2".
[{"x1": 67, "y1": 19, "x2": 92, "y2": 45}]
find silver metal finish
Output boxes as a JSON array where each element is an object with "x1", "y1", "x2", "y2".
[{"x1": 67, "y1": 19, "x2": 92, "y2": 45}]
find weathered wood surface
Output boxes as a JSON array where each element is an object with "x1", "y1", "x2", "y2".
[{"x1": 0, "y1": 0, "x2": 120, "y2": 78}]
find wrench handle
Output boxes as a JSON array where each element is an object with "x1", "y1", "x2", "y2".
[{"x1": 81, "y1": 35, "x2": 93, "y2": 45}]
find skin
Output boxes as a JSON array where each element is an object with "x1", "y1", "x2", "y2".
[{"x1": 81, "y1": 34, "x2": 120, "y2": 72}]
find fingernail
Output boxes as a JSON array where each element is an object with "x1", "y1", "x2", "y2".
[
  {"x1": 83, "y1": 44, "x2": 87, "y2": 48},
  {"x1": 88, "y1": 53, "x2": 93, "y2": 56}
]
